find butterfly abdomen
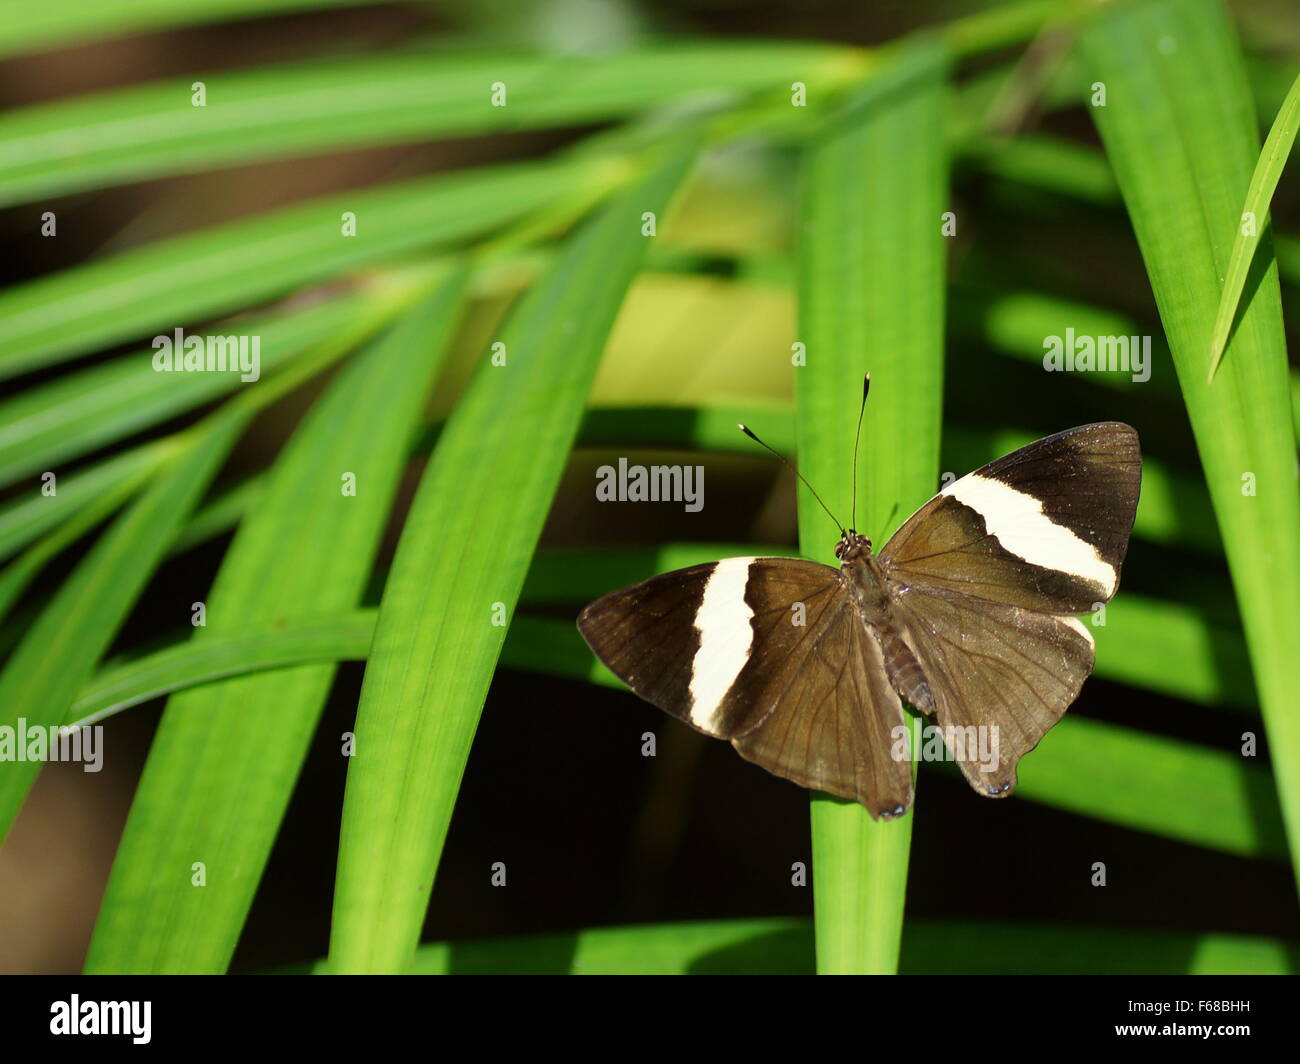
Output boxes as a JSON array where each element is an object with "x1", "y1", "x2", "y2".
[
  {"x1": 843, "y1": 550, "x2": 935, "y2": 714},
  {"x1": 876, "y1": 625, "x2": 935, "y2": 714}
]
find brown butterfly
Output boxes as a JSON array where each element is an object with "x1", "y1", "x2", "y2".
[{"x1": 578, "y1": 421, "x2": 1141, "y2": 819}]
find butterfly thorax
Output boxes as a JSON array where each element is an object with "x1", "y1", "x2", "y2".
[{"x1": 837, "y1": 531, "x2": 936, "y2": 714}]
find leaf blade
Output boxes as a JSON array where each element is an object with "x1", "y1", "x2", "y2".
[
  {"x1": 0, "y1": 409, "x2": 248, "y2": 842},
  {"x1": 0, "y1": 158, "x2": 599, "y2": 380},
  {"x1": 1206, "y1": 69, "x2": 1300, "y2": 382},
  {"x1": 327, "y1": 145, "x2": 696, "y2": 973},
  {"x1": 84, "y1": 273, "x2": 467, "y2": 974},
  {"x1": 0, "y1": 44, "x2": 854, "y2": 206},
  {"x1": 796, "y1": 39, "x2": 949, "y2": 975},
  {"x1": 1081, "y1": 0, "x2": 1300, "y2": 888}
]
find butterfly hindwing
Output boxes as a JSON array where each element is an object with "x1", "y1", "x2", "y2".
[
  {"x1": 890, "y1": 588, "x2": 1095, "y2": 795},
  {"x1": 730, "y1": 603, "x2": 913, "y2": 818},
  {"x1": 577, "y1": 557, "x2": 913, "y2": 817}
]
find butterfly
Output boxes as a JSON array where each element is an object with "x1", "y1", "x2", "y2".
[{"x1": 577, "y1": 421, "x2": 1141, "y2": 819}]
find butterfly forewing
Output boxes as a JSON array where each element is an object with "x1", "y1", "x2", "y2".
[
  {"x1": 880, "y1": 422, "x2": 1141, "y2": 614},
  {"x1": 577, "y1": 557, "x2": 914, "y2": 817}
]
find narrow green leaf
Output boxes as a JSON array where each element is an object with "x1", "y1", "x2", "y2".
[
  {"x1": 0, "y1": 409, "x2": 248, "y2": 842},
  {"x1": 1081, "y1": 0, "x2": 1300, "y2": 887},
  {"x1": 0, "y1": 44, "x2": 854, "y2": 207},
  {"x1": 1206, "y1": 69, "x2": 1300, "y2": 382},
  {"x1": 796, "y1": 39, "x2": 949, "y2": 974},
  {"x1": 0, "y1": 450, "x2": 160, "y2": 624},
  {"x1": 66, "y1": 615, "x2": 616, "y2": 734},
  {"x1": 0, "y1": 293, "x2": 375, "y2": 488},
  {"x1": 168, "y1": 474, "x2": 265, "y2": 557},
  {"x1": 84, "y1": 273, "x2": 467, "y2": 974},
  {"x1": 0, "y1": 157, "x2": 602, "y2": 380},
  {"x1": 70, "y1": 612, "x2": 378, "y2": 727},
  {"x1": 0, "y1": 440, "x2": 169, "y2": 563},
  {"x1": 328, "y1": 145, "x2": 696, "y2": 973},
  {"x1": 0, "y1": 0, "x2": 394, "y2": 58}
]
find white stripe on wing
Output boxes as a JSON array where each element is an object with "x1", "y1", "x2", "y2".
[
  {"x1": 688, "y1": 558, "x2": 756, "y2": 730},
  {"x1": 941, "y1": 474, "x2": 1117, "y2": 596}
]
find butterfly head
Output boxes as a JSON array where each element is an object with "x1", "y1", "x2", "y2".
[{"x1": 834, "y1": 530, "x2": 873, "y2": 563}]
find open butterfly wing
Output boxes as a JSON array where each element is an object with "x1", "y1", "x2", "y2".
[
  {"x1": 877, "y1": 422, "x2": 1138, "y2": 796},
  {"x1": 881, "y1": 422, "x2": 1141, "y2": 614},
  {"x1": 578, "y1": 557, "x2": 913, "y2": 817}
]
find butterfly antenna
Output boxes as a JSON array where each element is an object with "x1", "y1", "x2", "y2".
[
  {"x1": 738, "y1": 423, "x2": 846, "y2": 536},
  {"x1": 851, "y1": 373, "x2": 870, "y2": 533}
]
